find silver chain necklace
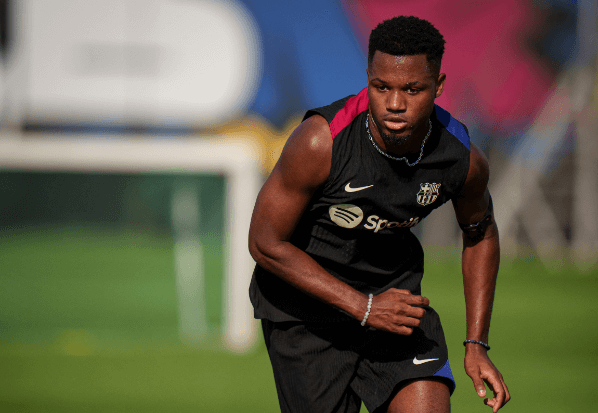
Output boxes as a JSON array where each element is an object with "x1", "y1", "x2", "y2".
[{"x1": 366, "y1": 114, "x2": 432, "y2": 167}]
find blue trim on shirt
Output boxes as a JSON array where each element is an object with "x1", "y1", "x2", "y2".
[{"x1": 435, "y1": 105, "x2": 471, "y2": 151}]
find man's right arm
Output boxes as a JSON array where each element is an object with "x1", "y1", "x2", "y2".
[
  {"x1": 248, "y1": 115, "x2": 428, "y2": 332},
  {"x1": 248, "y1": 115, "x2": 370, "y2": 320}
]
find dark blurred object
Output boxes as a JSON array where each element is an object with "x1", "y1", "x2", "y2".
[
  {"x1": 528, "y1": 0, "x2": 578, "y2": 73},
  {"x1": 0, "y1": 0, "x2": 9, "y2": 62}
]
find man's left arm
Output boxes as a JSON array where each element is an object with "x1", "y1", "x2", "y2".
[{"x1": 452, "y1": 143, "x2": 511, "y2": 413}]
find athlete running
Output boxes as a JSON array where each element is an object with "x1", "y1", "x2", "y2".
[{"x1": 249, "y1": 15, "x2": 510, "y2": 413}]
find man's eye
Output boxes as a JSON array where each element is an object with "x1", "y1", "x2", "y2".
[{"x1": 377, "y1": 86, "x2": 388, "y2": 91}]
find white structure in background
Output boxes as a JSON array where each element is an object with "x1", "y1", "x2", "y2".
[
  {"x1": 171, "y1": 182, "x2": 206, "y2": 345},
  {"x1": 0, "y1": 135, "x2": 263, "y2": 353},
  {"x1": 3, "y1": 0, "x2": 261, "y2": 127},
  {"x1": 0, "y1": 0, "x2": 264, "y2": 352},
  {"x1": 571, "y1": 0, "x2": 598, "y2": 271},
  {"x1": 492, "y1": 74, "x2": 574, "y2": 264},
  {"x1": 571, "y1": 65, "x2": 598, "y2": 271}
]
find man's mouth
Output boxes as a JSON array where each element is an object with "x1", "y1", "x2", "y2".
[{"x1": 383, "y1": 119, "x2": 408, "y2": 131}]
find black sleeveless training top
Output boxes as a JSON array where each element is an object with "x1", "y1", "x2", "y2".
[{"x1": 250, "y1": 87, "x2": 471, "y2": 322}]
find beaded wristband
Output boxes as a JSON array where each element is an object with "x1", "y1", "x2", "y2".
[
  {"x1": 463, "y1": 339, "x2": 491, "y2": 350},
  {"x1": 360, "y1": 294, "x2": 373, "y2": 326}
]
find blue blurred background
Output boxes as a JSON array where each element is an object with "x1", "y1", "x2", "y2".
[{"x1": 1, "y1": 1, "x2": 597, "y2": 412}]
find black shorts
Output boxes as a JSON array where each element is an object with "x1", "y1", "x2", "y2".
[{"x1": 261, "y1": 307, "x2": 455, "y2": 413}]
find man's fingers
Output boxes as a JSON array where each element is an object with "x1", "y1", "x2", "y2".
[
  {"x1": 399, "y1": 294, "x2": 429, "y2": 308},
  {"x1": 482, "y1": 387, "x2": 500, "y2": 413},
  {"x1": 483, "y1": 397, "x2": 500, "y2": 413},
  {"x1": 465, "y1": 356, "x2": 509, "y2": 412},
  {"x1": 403, "y1": 305, "x2": 426, "y2": 319},
  {"x1": 470, "y1": 373, "x2": 486, "y2": 398},
  {"x1": 392, "y1": 325, "x2": 414, "y2": 335},
  {"x1": 368, "y1": 289, "x2": 431, "y2": 334},
  {"x1": 500, "y1": 372, "x2": 511, "y2": 404},
  {"x1": 388, "y1": 289, "x2": 430, "y2": 307},
  {"x1": 400, "y1": 316, "x2": 422, "y2": 328},
  {"x1": 410, "y1": 296, "x2": 430, "y2": 307},
  {"x1": 482, "y1": 372, "x2": 505, "y2": 413}
]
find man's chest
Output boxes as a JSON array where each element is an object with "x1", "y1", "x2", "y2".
[{"x1": 317, "y1": 165, "x2": 448, "y2": 234}]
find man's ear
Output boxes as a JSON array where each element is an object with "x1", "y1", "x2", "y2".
[{"x1": 435, "y1": 73, "x2": 446, "y2": 98}]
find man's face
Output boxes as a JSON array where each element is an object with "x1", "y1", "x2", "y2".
[{"x1": 367, "y1": 51, "x2": 445, "y2": 149}]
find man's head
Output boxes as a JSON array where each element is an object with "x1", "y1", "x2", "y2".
[
  {"x1": 366, "y1": 16, "x2": 446, "y2": 152},
  {"x1": 368, "y1": 16, "x2": 445, "y2": 75}
]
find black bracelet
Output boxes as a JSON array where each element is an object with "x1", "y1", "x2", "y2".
[{"x1": 463, "y1": 339, "x2": 490, "y2": 350}]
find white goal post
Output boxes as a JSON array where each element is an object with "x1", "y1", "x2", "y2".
[{"x1": 0, "y1": 133, "x2": 262, "y2": 353}]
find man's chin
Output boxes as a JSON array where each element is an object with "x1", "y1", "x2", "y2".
[{"x1": 381, "y1": 132, "x2": 411, "y2": 148}]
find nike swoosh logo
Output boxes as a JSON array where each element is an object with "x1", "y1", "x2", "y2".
[
  {"x1": 345, "y1": 183, "x2": 374, "y2": 192},
  {"x1": 413, "y1": 357, "x2": 439, "y2": 365}
]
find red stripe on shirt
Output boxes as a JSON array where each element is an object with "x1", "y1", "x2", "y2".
[{"x1": 329, "y1": 87, "x2": 369, "y2": 139}]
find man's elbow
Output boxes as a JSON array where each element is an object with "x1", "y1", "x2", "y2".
[
  {"x1": 249, "y1": 234, "x2": 289, "y2": 273},
  {"x1": 248, "y1": 236, "x2": 262, "y2": 263},
  {"x1": 248, "y1": 234, "x2": 275, "y2": 266}
]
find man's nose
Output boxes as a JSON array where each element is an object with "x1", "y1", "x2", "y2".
[{"x1": 387, "y1": 91, "x2": 406, "y2": 112}]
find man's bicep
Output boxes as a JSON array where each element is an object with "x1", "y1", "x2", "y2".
[
  {"x1": 250, "y1": 168, "x2": 317, "y2": 245},
  {"x1": 452, "y1": 188, "x2": 490, "y2": 226},
  {"x1": 249, "y1": 115, "x2": 331, "y2": 252},
  {"x1": 452, "y1": 143, "x2": 490, "y2": 225}
]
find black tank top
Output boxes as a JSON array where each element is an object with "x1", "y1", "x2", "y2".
[{"x1": 250, "y1": 87, "x2": 471, "y2": 322}]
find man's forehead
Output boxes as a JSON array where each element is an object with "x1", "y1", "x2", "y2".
[
  {"x1": 371, "y1": 51, "x2": 429, "y2": 65},
  {"x1": 394, "y1": 55, "x2": 407, "y2": 64},
  {"x1": 369, "y1": 52, "x2": 436, "y2": 77}
]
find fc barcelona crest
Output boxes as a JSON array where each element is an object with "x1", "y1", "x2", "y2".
[{"x1": 417, "y1": 183, "x2": 441, "y2": 206}]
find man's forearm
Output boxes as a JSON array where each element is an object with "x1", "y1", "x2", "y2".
[
  {"x1": 251, "y1": 239, "x2": 369, "y2": 320},
  {"x1": 461, "y1": 223, "x2": 500, "y2": 343}
]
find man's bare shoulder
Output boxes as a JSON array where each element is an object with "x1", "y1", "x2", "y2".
[
  {"x1": 276, "y1": 114, "x2": 332, "y2": 190},
  {"x1": 282, "y1": 114, "x2": 332, "y2": 161}
]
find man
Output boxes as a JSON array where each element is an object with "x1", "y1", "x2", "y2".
[{"x1": 248, "y1": 16, "x2": 510, "y2": 413}]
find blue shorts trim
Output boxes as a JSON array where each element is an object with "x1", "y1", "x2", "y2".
[{"x1": 433, "y1": 359, "x2": 456, "y2": 395}]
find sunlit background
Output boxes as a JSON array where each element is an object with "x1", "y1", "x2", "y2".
[{"x1": 1, "y1": 1, "x2": 596, "y2": 412}]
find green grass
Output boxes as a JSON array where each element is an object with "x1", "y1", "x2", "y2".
[
  {"x1": 422, "y1": 250, "x2": 598, "y2": 413},
  {"x1": 0, "y1": 345, "x2": 278, "y2": 413},
  {"x1": 1, "y1": 229, "x2": 597, "y2": 412},
  {"x1": 0, "y1": 226, "x2": 224, "y2": 341}
]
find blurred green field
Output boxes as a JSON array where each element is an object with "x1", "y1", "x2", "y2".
[{"x1": 1, "y1": 228, "x2": 597, "y2": 412}]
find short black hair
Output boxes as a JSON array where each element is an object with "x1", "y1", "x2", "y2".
[{"x1": 368, "y1": 16, "x2": 445, "y2": 71}]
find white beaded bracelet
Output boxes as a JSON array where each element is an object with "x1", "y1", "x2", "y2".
[{"x1": 360, "y1": 294, "x2": 374, "y2": 326}]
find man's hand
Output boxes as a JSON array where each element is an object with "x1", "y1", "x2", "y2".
[
  {"x1": 464, "y1": 346, "x2": 510, "y2": 412},
  {"x1": 365, "y1": 289, "x2": 429, "y2": 335}
]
